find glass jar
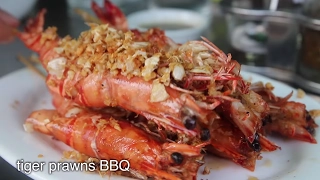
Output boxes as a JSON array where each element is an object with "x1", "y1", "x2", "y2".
[
  {"x1": 219, "y1": 0, "x2": 302, "y2": 68},
  {"x1": 297, "y1": 0, "x2": 320, "y2": 83}
]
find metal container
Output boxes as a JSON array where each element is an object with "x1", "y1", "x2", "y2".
[
  {"x1": 217, "y1": 0, "x2": 320, "y2": 94},
  {"x1": 221, "y1": 0, "x2": 301, "y2": 70}
]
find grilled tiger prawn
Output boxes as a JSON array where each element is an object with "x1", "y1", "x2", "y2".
[
  {"x1": 18, "y1": 9, "x2": 210, "y2": 136},
  {"x1": 89, "y1": 0, "x2": 272, "y2": 144},
  {"x1": 24, "y1": 105, "x2": 204, "y2": 180},
  {"x1": 17, "y1": 8, "x2": 246, "y2": 139}
]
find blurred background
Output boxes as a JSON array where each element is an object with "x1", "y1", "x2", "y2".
[{"x1": 0, "y1": 0, "x2": 320, "y2": 179}]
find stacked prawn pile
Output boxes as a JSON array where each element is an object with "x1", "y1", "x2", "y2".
[{"x1": 19, "y1": 1, "x2": 318, "y2": 180}]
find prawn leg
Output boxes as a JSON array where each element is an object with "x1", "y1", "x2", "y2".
[{"x1": 91, "y1": 0, "x2": 128, "y2": 31}]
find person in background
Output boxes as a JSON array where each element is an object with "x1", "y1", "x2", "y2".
[{"x1": 0, "y1": 8, "x2": 19, "y2": 44}]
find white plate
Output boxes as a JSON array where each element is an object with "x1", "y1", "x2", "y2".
[
  {"x1": 127, "y1": 8, "x2": 209, "y2": 43},
  {"x1": 0, "y1": 68, "x2": 319, "y2": 180}
]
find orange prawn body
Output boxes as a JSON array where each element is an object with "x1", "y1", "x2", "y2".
[
  {"x1": 18, "y1": 9, "x2": 217, "y2": 137},
  {"x1": 47, "y1": 71, "x2": 214, "y2": 136},
  {"x1": 25, "y1": 108, "x2": 203, "y2": 180}
]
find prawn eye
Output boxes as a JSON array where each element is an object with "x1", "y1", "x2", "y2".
[
  {"x1": 306, "y1": 126, "x2": 315, "y2": 135},
  {"x1": 262, "y1": 114, "x2": 272, "y2": 126},
  {"x1": 171, "y1": 152, "x2": 184, "y2": 165},
  {"x1": 251, "y1": 141, "x2": 261, "y2": 152},
  {"x1": 183, "y1": 115, "x2": 197, "y2": 130},
  {"x1": 306, "y1": 111, "x2": 312, "y2": 121},
  {"x1": 200, "y1": 128, "x2": 210, "y2": 141},
  {"x1": 250, "y1": 133, "x2": 261, "y2": 152}
]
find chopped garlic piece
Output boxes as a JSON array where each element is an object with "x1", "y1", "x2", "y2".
[
  {"x1": 265, "y1": 82, "x2": 274, "y2": 90},
  {"x1": 43, "y1": 119, "x2": 50, "y2": 124},
  {"x1": 65, "y1": 107, "x2": 83, "y2": 117},
  {"x1": 189, "y1": 66, "x2": 211, "y2": 74},
  {"x1": 150, "y1": 81, "x2": 169, "y2": 102},
  {"x1": 54, "y1": 47, "x2": 64, "y2": 54},
  {"x1": 172, "y1": 64, "x2": 185, "y2": 81},
  {"x1": 132, "y1": 42, "x2": 149, "y2": 49},
  {"x1": 47, "y1": 57, "x2": 67, "y2": 79},
  {"x1": 84, "y1": 61, "x2": 91, "y2": 69},
  {"x1": 309, "y1": 109, "x2": 320, "y2": 118},
  {"x1": 141, "y1": 54, "x2": 160, "y2": 81},
  {"x1": 297, "y1": 88, "x2": 306, "y2": 98},
  {"x1": 23, "y1": 123, "x2": 34, "y2": 133}
]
